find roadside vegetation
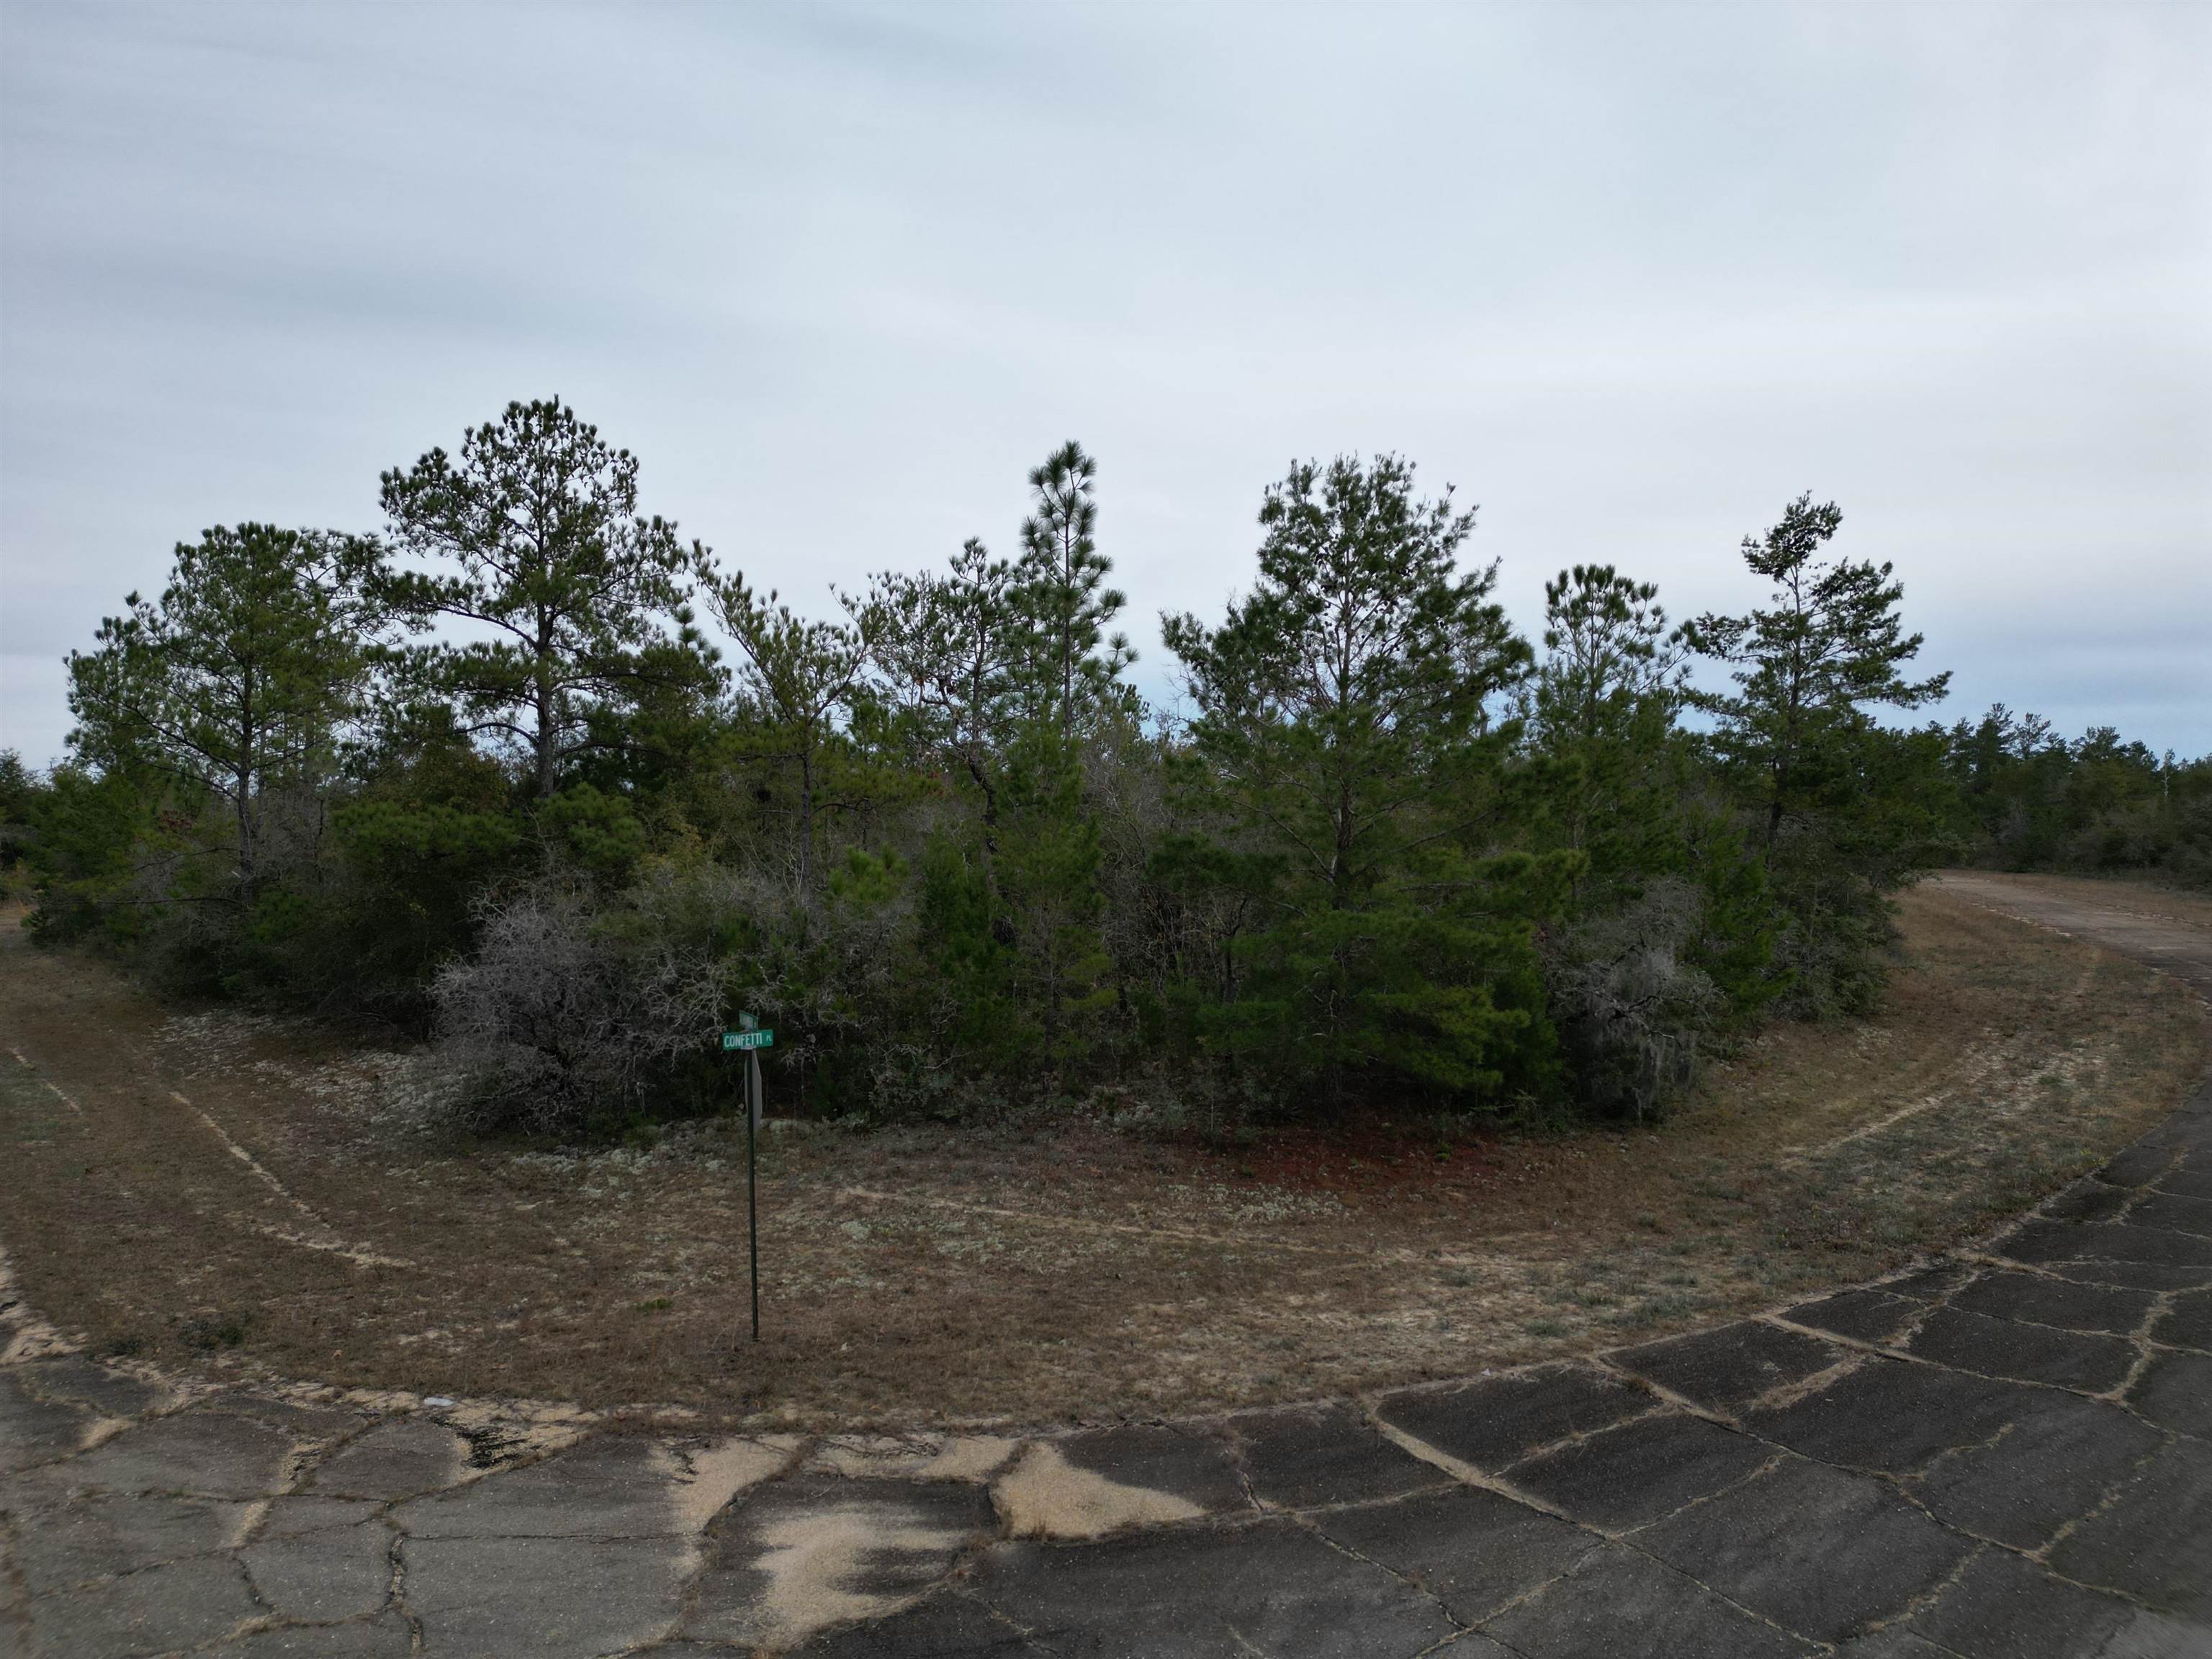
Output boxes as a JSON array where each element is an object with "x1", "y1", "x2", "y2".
[
  {"x1": 1938, "y1": 706, "x2": 2212, "y2": 889},
  {"x1": 0, "y1": 397, "x2": 2200, "y2": 1142},
  {"x1": 1, "y1": 881, "x2": 2198, "y2": 1424}
]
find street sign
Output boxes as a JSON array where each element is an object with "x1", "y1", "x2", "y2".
[{"x1": 724, "y1": 1012, "x2": 773, "y2": 1344}]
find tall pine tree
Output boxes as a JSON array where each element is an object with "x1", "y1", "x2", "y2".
[
  {"x1": 1164, "y1": 454, "x2": 1566, "y2": 1105},
  {"x1": 379, "y1": 399, "x2": 698, "y2": 799},
  {"x1": 1686, "y1": 494, "x2": 1950, "y2": 1011},
  {"x1": 66, "y1": 524, "x2": 388, "y2": 892}
]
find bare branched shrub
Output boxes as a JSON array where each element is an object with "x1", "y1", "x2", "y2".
[
  {"x1": 433, "y1": 884, "x2": 721, "y2": 1135},
  {"x1": 625, "y1": 852, "x2": 930, "y2": 1119},
  {"x1": 1547, "y1": 880, "x2": 1722, "y2": 1121}
]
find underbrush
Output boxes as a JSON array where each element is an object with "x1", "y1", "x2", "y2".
[{"x1": 4, "y1": 882, "x2": 2200, "y2": 1429}]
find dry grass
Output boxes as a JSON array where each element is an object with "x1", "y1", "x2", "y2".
[
  {"x1": 1, "y1": 881, "x2": 2203, "y2": 1433},
  {"x1": 1943, "y1": 868, "x2": 2212, "y2": 930}
]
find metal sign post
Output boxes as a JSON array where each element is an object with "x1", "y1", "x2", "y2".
[{"x1": 721, "y1": 1017, "x2": 775, "y2": 1341}]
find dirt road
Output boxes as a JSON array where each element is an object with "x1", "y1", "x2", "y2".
[{"x1": 1933, "y1": 871, "x2": 2212, "y2": 1004}]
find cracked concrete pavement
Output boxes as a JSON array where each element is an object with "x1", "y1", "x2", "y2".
[{"x1": 4, "y1": 873, "x2": 2209, "y2": 1658}]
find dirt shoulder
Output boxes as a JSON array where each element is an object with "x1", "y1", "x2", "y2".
[
  {"x1": 2, "y1": 880, "x2": 2204, "y2": 1432},
  {"x1": 1930, "y1": 870, "x2": 2212, "y2": 1003}
]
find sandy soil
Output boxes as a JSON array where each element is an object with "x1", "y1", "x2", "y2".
[
  {"x1": 1939, "y1": 868, "x2": 2212, "y2": 933},
  {"x1": 1, "y1": 879, "x2": 2203, "y2": 1432}
]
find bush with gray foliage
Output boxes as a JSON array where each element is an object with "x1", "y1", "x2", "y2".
[
  {"x1": 433, "y1": 884, "x2": 722, "y2": 1135},
  {"x1": 1545, "y1": 881, "x2": 1722, "y2": 1121}
]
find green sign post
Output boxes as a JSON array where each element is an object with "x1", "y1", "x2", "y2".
[{"x1": 722, "y1": 1016, "x2": 775, "y2": 1340}]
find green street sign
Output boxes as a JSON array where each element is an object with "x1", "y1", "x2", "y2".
[{"x1": 721, "y1": 1030, "x2": 774, "y2": 1051}]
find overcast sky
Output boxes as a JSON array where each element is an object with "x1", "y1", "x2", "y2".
[{"x1": 3, "y1": 2, "x2": 2207, "y2": 765}]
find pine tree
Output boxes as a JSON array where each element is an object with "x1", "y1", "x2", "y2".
[
  {"x1": 860, "y1": 444, "x2": 1133, "y2": 1069},
  {"x1": 1686, "y1": 495, "x2": 1949, "y2": 860},
  {"x1": 1524, "y1": 565, "x2": 1778, "y2": 1116},
  {"x1": 1011, "y1": 442, "x2": 1134, "y2": 734},
  {"x1": 1527, "y1": 564, "x2": 1689, "y2": 894},
  {"x1": 704, "y1": 570, "x2": 876, "y2": 899},
  {"x1": 863, "y1": 537, "x2": 1021, "y2": 822},
  {"x1": 66, "y1": 524, "x2": 387, "y2": 891},
  {"x1": 1164, "y1": 454, "x2": 1565, "y2": 1104},
  {"x1": 998, "y1": 443, "x2": 1130, "y2": 1056},
  {"x1": 378, "y1": 398, "x2": 697, "y2": 799},
  {"x1": 1686, "y1": 494, "x2": 1950, "y2": 1011}
]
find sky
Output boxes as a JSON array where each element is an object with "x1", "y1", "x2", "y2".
[{"x1": 3, "y1": 2, "x2": 2207, "y2": 765}]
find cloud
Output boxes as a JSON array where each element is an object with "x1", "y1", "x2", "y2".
[{"x1": 4, "y1": 1, "x2": 2206, "y2": 762}]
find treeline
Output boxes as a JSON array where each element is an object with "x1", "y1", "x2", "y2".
[
  {"x1": 4, "y1": 395, "x2": 2152, "y2": 1139},
  {"x1": 1939, "y1": 709, "x2": 2212, "y2": 886}
]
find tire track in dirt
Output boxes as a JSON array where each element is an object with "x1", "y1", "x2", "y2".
[
  {"x1": 1932, "y1": 872, "x2": 2212, "y2": 1007},
  {"x1": 4, "y1": 943, "x2": 414, "y2": 1274},
  {"x1": 6, "y1": 888, "x2": 2200, "y2": 1427},
  {"x1": 156, "y1": 1086, "x2": 415, "y2": 1270},
  {"x1": 1776, "y1": 900, "x2": 2138, "y2": 1170},
  {"x1": 174, "y1": 1087, "x2": 331, "y2": 1218},
  {"x1": 9, "y1": 1046, "x2": 81, "y2": 1114},
  {"x1": 1774, "y1": 1036, "x2": 2019, "y2": 1165}
]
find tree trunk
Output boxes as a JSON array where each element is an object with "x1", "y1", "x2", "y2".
[
  {"x1": 235, "y1": 765, "x2": 255, "y2": 891},
  {"x1": 798, "y1": 743, "x2": 814, "y2": 900},
  {"x1": 1331, "y1": 768, "x2": 1354, "y2": 909},
  {"x1": 964, "y1": 747, "x2": 999, "y2": 854},
  {"x1": 531, "y1": 595, "x2": 559, "y2": 797},
  {"x1": 535, "y1": 666, "x2": 557, "y2": 798},
  {"x1": 235, "y1": 668, "x2": 256, "y2": 891}
]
